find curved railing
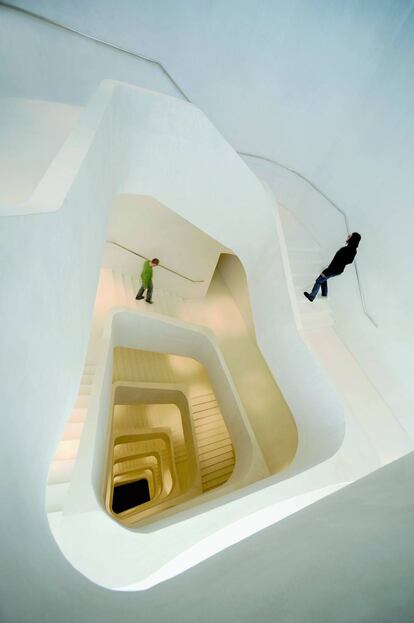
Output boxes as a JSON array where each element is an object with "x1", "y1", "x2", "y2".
[
  {"x1": 0, "y1": 1, "x2": 376, "y2": 326},
  {"x1": 240, "y1": 153, "x2": 377, "y2": 327},
  {"x1": 107, "y1": 241, "x2": 204, "y2": 283}
]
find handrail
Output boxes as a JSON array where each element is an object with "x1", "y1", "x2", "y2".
[
  {"x1": 107, "y1": 241, "x2": 204, "y2": 283},
  {"x1": 0, "y1": 2, "x2": 190, "y2": 102},
  {"x1": 238, "y1": 152, "x2": 351, "y2": 229},
  {"x1": 240, "y1": 153, "x2": 377, "y2": 327},
  {"x1": 0, "y1": 1, "x2": 376, "y2": 326}
]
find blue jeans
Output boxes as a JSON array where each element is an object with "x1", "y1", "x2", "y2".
[
  {"x1": 136, "y1": 281, "x2": 153, "y2": 301},
  {"x1": 309, "y1": 273, "x2": 337, "y2": 300}
]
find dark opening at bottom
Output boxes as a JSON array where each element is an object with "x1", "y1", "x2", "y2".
[{"x1": 112, "y1": 479, "x2": 150, "y2": 514}]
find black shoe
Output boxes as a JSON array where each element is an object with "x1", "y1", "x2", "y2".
[
  {"x1": 135, "y1": 295, "x2": 144, "y2": 300},
  {"x1": 145, "y1": 299, "x2": 153, "y2": 304},
  {"x1": 321, "y1": 294, "x2": 328, "y2": 298},
  {"x1": 304, "y1": 292, "x2": 314, "y2": 302}
]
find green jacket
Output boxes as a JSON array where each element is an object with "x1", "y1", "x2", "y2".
[{"x1": 141, "y1": 260, "x2": 153, "y2": 288}]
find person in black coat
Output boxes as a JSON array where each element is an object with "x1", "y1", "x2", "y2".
[{"x1": 304, "y1": 232, "x2": 361, "y2": 302}]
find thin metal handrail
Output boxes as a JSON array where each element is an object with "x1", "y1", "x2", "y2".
[
  {"x1": 107, "y1": 241, "x2": 204, "y2": 283},
  {"x1": 239, "y1": 152, "x2": 351, "y2": 228},
  {"x1": 0, "y1": 1, "x2": 376, "y2": 325},
  {"x1": 0, "y1": 1, "x2": 190, "y2": 102},
  {"x1": 240, "y1": 153, "x2": 377, "y2": 327}
]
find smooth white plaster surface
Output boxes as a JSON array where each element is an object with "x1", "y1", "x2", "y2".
[
  {"x1": 2, "y1": 80, "x2": 411, "y2": 593},
  {"x1": 3, "y1": 0, "x2": 413, "y2": 440},
  {"x1": 0, "y1": 83, "x2": 348, "y2": 589},
  {"x1": 1, "y1": 1, "x2": 414, "y2": 618}
]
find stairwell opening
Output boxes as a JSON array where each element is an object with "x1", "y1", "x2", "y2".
[
  {"x1": 112, "y1": 478, "x2": 150, "y2": 514},
  {"x1": 105, "y1": 351, "x2": 237, "y2": 525}
]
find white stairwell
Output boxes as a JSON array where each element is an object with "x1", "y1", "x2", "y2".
[
  {"x1": 46, "y1": 364, "x2": 96, "y2": 531},
  {"x1": 279, "y1": 206, "x2": 335, "y2": 332},
  {"x1": 49, "y1": 266, "x2": 238, "y2": 524}
]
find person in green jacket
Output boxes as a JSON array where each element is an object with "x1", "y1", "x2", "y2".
[{"x1": 135, "y1": 258, "x2": 159, "y2": 304}]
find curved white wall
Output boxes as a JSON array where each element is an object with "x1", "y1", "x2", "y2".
[
  {"x1": 0, "y1": 98, "x2": 81, "y2": 204},
  {"x1": 0, "y1": 82, "x2": 348, "y2": 593},
  {"x1": 1, "y1": 2, "x2": 414, "y2": 618},
  {"x1": 4, "y1": 0, "x2": 412, "y2": 439}
]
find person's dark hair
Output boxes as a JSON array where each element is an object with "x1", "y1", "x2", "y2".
[
  {"x1": 348, "y1": 232, "x2": 361, "y2": 247},
  {"x1": 151, "y1": 258, "x2": 160, "y2": 265}
]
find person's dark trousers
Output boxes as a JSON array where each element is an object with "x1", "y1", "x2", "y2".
[
  {"x1": 135, "y1": 281, "x2": 153, "y2": 302},
  {"x1": 309, "y1": 273, "x2": 336, "y2": 300}
]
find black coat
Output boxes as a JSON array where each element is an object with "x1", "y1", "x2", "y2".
[{"x1": 323, "y1": 244, "x2": 357, "y2": 277}]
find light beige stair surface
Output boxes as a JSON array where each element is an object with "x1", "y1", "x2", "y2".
[
  {"x1": 75, "y1": 394, "x2": 90, "y2": 408},
  {"x1": 54, "y1": 439, "x2": 80, "y2": 461},
  {"x1": 110, "y1": 347, "x2": 236, "y2": 510},
  {"x1": 48, "y1": 459, "x2": 76, "y2": 485},
  {"x1": 190, "y1": 394, "x2": 235, "y2": 492},
  {"x1": 62, "y1": 422, "x2": 84, "y2": 440},
  {"x1": 46, "y1": 365, "x2": 96, "y2": 517},
  {"x1": 69, "y1": 408, "x2": 87, "y2": 423},
  {"x1": 279, "y1": 205, "x2": 335, "y2": 331}
]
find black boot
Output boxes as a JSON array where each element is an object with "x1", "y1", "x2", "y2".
[{"x1": 303, "y1": 292, "x2": 314, "y2": 302}]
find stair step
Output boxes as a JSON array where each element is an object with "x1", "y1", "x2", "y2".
[
  {"x1": 201, "y1": 457, "x2": 235, "y2": 476},
  {"x1": 198, "y1": 435, "x2": 233, "y2": 453},
  {"x1": 193, "y1": 410, "x2": 223, "y2": 425},
  {"x1": 196, "y1": 430, "x2": 232, "y2": 449},
  {"x1": 62, "y1": 422, "x2": 84, "y2": 440},
  {"x1": 156, "y1": 289, "x2": 168, "y2": 315},
  {"x1": 192, "y1": 405, "x2": 220, "y2": 418},
  {"x1": 54, "y1": 439, "x2": 80, "y2": 461},
  {"x1": 191, "y1": 392, "x2": 215, "y2": 402},
  {"x1": 201, "y1": 465, "x2": 234, "y2": 489},
  {"x1": 301, "y1": 317, "x2": 334, "y2": 328},
  {"x1": 175, "y1": 454, "x2": 188, "y2": 465},
  {"x1": 201, "y1": 449, "x2": 234, "y2": 467},
  {"x1": 113, "y1": 271, "x2": 127, "y2": 306},
  {"x1": 69, "y1": 408, "x2": 87, "y2": 423},
  {"x1": 302, "y1": 317, "x2": 335, "y2": 331},
  {"x1": 198, "y1": 444, "x2": 234, "y2": 461},
  {"x1": 84, "y1": 364, "x2": 96, "y2": 375},
  {"x1": 195, "y1": 421, "x2": 229, "y2": 439},
  {"x1": 81, "y1": 373, "x2": 94, "y2": 385},
  {"x1": 46, "y1": 482, "x2": 70, "y2": 513},
  {"x1": 75, "y1": 394, "x2": 90, "y2": 408},
  {"x1": 78, "y1": 383, "x2": 92, "y2": 396},
  {"x1": 203, "y1": 473, "x2": 232, "y2": 491},
  {"x1": 192, "y1": 398, "x2": 218, "y2": 410},
  {"x1": 301, "y1": 309, "x2": 334, "y2": 322},
  {"x1": 48, "y1": 459, "x2": 76, "y2": 485},
  {"x1": 303, "y1": 323, "x2": 335, "y2": 332},
  {"x1": 299, "y1": 300, "x2": 330, "y2": 314},
  {"x1": 122, "y1": 272, "x2": 132, "y2": 297}
]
